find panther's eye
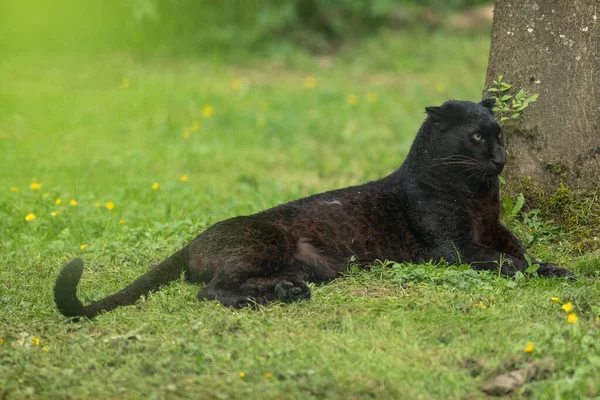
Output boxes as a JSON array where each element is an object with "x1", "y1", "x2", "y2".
[{"x1": 472, "y1": 133, "x2": 483, "y2": 141}]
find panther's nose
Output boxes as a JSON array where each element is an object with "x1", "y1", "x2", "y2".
[
  {"x1": 492, "y1": 149, "x2": 506, "y2": 170},
  {"x1": 492, "y1": 158, "x2": 505, "y2": 173}
]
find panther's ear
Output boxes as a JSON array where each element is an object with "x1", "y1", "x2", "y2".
[
  {"x1": 480, "y1": 98, "x2": 496, "y2": 110},
  {"x1": 425, "y1": 106, "x2": 443, "y2": 119}
]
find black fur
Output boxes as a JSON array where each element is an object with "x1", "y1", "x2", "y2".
[{"x1": 54, "y1": 99, "x2": 573, "y2": 318}]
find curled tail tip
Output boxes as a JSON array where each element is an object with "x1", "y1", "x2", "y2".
[
  {"x1": 54, "y1": 258, "x2": 86, "y2": 318},
  {"x1": 61, "y1": 257, "x2": 84, "y2": 278}
]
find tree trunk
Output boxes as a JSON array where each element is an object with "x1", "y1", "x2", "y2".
[{"x1": 484, "y1": 0, "x2": 600, "y2": 197}]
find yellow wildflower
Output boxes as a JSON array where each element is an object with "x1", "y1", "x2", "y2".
[
  {"x1": 232, "y1": 79, "x2": 242, "y2": 91},
  {"x1": 524, "y1": 341, "x2": 534, "y2": 353},
  {"x1": 42, "y1": 346, "x2": 49, "y2": 352},
  {"x1": 51, "y1": 211, "x2": 58, "y2": 217},
  {"x1": 367, "y1": 92, "x2": 378, "y2": 103},
  {"x1": 80, "y1": 244, "x2": 88, "y2": 251},
  {"x1": 25, "y1": 213, "x2": 36, "y2": 221},
  {"x1": 181, "y1": 127, "x2": 191, "y2": 139},
  {"x1": 304, "y1": 76, "x2": 317, "y2": 89},
  {"x1": 562, "y1": 302, "x2": 573, "y2": 312},
  {"x1": 203, "y1": 105, "x2": 214, "y2": 118},
  {"x1": 35, "y1": 254, "x2": 40, "y2": 260},
  {"x1": 18, "y1": 378, "x2": 23, "y2": 384},
  {"x1": 9, "y1": 187, "x2": 19, "y2": 192},
  {"x1": 567, "y1": 313, "x2": 578, "y2": 323},
  {"x1": 30, "y1": 180, "x2": 41, "y2": 190},
  {"x1": 119, "y1": 219, "x2": 126, "y2": 225},
  {"x1": 0, "y1": 337, "x2": 4, "y2": 344},
  {"x1": 151, "y1": 182, "x2": 159, "y2": 190},
  {"x1": 551, "y1": 297, "x2": 560, "y2": 302},
  {"x1": 179, "y1": 174, "x2": 188, "y2": 182},
  {"x1": 105, "y1": 201, "x2": 115, "y2": 210},
  {"x1": 119, "y1": 78, "x2": 130, "y2": 89},
  {"x1": 70, "y1": 199, "x2": 78, "y2": 206},
  {"x1": 190, "y1": 120, "x2": 200, "y2": 131},
  {"x1": 473, "y1": 302, "x2": 487, "y2": 309},
  {"x1": 32, "y1": 336, "x2": 40, "y2": 346},
  {"x1": 55, "y1": 198, "x2": 61, "y2": 205},
  {"x1": 347, "y1": 94, "x2": 359, "y2": 105},
  {"x1": 238, "y1": 372, "x2": 245, "y2": 378},
  {"x1": 263, "y1": 372, "x2": 272, "y2": 379}
]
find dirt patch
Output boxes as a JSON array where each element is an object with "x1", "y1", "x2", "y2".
[{"x1": 481, "y1": 358, "x2": 555, "y2": 396}]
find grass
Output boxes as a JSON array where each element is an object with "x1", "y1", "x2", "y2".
[{"x1": 1, "y1": 30, "x2": 600, "y2": 399}]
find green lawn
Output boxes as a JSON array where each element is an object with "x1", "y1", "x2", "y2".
[{"x1": 1, "y1": 31, "x2": 599, "y2": 399}]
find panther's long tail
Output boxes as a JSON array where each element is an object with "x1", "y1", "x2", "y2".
[{"x1": 54, "y1": 248, "x2": 187, "y2": 319}]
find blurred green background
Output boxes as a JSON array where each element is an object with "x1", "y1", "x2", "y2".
[{"x1": 1, "y1": 0, "x2": 490, "y2": 56}]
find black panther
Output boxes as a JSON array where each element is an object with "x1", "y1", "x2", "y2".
[{"x1": 54, "y1": 99, "x2": 573, "y2": 318}]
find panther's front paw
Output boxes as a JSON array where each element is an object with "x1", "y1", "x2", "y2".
[
  {"x1": 537, "y1": 262, "x2": 576, "y2": 280},
  {"x1": 274, "y1": 281, "x2": 311, "y2": 302}
]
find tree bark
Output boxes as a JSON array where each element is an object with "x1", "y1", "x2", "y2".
[{"x1": 484, "y1": 0, "x2": 600, "y2": 196}]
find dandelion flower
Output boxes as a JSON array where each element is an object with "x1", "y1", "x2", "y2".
[
  {"x1": 51, "y1": 211, "x2": 58, "y2": 217},
  {"x1": 347, "y1": 94, "x2": 359, "y2": 105},
  {"x1": 55, "y1": 198, "x2": 61, "y2": 205},
  {"x1": 25, "y1": 213, "x2": 36, "y2": 221},
  {"x1": 105, "y1": 201, "x2": 115, "y2": 210},
  {"x1": 9, "y1": 187, "x2": 19, "y2": 192},
  {"x1": 179, "y1": 174, "x2": 188, "y2": 182},
  {"x1": 190, "y1": 120, "x2": 200, "y2": 131},
  {"x1": 567, "y1": 313, "x2": 578, "y2": 323},
  {"x1": 367, "y1": 92, "x2": 378, "y2": 103},
  {"x1": 80, "y1": 244, "x2": 88, "y2": 251},
  {"x1": 18, "y1": 378, "x2": 23, "y2": 384},
  {"x1": 203, "y1": 105, "x2": 214, "y2": 118},
  {"x1": 263, "y1": 372, "x2": 272, "y2": 379},
  {"x1": 119, "y1": 219, "x2": 126, "y2": 225},
  {"x1": 119, "y1": 78, "x2": 130, "y2": 89},
  {"x1": 473, "y1": 302, "x2": 487, "y2": 309},
  {"x1": 238, "y1": 372, "x2": 245, "y2": 378},
  {"x1": 562, "y1": 302, "x2": 573, "y2": 312},
  {"x1": 32, "y1": 336, "x2": 40, "y2": 346},
  {"x1": 551, "y1": 297, "x2": 560, "y2": 302},
  {"x1": 524, "y1": 341, "x2": 534, "y2": 353},
  {"x1": 181, "y1": 127, "x2": 191, "y2": 139},
  {"x1": 304, "y1": 76, "x2": 317, "y2": 89},
  {"x1": 42, "y1": 346, "x2": 49, "y2": 352},
  {"x1": 30, "y1": 180, "x2": 41, "y2": 190},
  {"x1": 232, "y1": 79, "x2": 242, "y2": 91},
  {"x1": 70, "y1": 200, "x2": 78, "y2": 206},
  {"x1": 151, "y1": 182, "x2": 160, "y2": 190}
]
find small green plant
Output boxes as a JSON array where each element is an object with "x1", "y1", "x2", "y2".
[
  {"x1": 501, "y1": 190, "x2": 525, "y2": 223},
  {"x1": 487, "y1": 75, "x2": 539, "y2": 123},
  {"x1": 390, "y1": 262, "x2": 500, "y2": 291}
]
